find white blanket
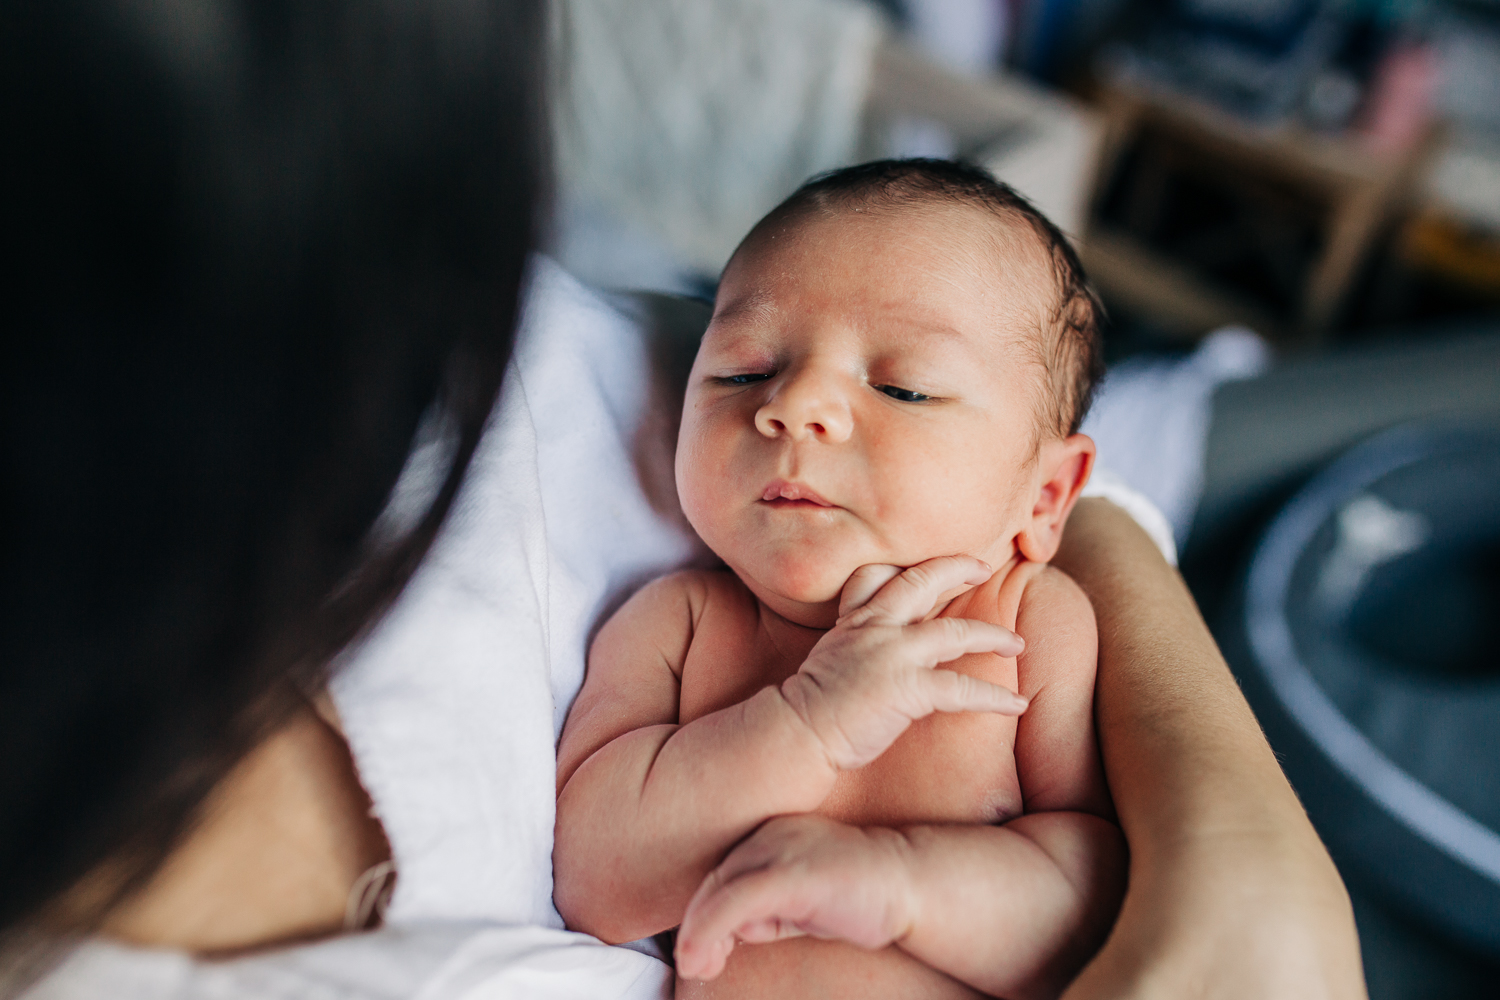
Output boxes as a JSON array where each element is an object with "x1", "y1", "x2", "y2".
[{"x1": 1083, "y1": 327, "x2": 1269, "y2": 548}]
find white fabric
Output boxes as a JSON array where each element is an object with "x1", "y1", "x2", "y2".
[
  {"x1": 549, "y1": 0, "x2": 883, "y2": 278},
  {"x1": 1082, "y1": 326, "x2": 1271, "y2": 549},
  {"x1": 1082, "y1": 467, "x2": 1180, "y2": 568},
  {"x1": 30, "y1": 924, "x2": 669, "y2": 1000},
  {"x1": 331, "y1": 259, "x2": 700, "y2": 928},
  {"x1": 25, "y1": 261, "x2": 1175, "y2": 998}
]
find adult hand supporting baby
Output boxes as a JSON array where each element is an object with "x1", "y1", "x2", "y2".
[{"x1": 783, "y1": 555, "x2": 1030, "y2": 772}]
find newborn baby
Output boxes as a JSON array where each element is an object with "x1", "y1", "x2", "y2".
[{"x1": 555, "y1": 159, "x2": 1126, "y2": 999}]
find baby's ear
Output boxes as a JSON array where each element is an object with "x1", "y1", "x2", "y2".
[{"x1": 1016, "y1": 433, "x2": 1096, "y2": 563}]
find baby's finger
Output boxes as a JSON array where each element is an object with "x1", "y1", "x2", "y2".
[
  {"x1": 677, "y1": 870, "x2": 810, "y2": 980},
  {"x1": 838, "y1": 564, "x2": 903, "y2": 619},
  {"x1": 902, "y1": 615, "x2": 1025, "y2": 664},
  {"x1": 729, "y1": 916, "x2": 808, "y2": 945},
  {"x1": 851, "y1": 555, "x2": 994, "y2": 626},
  {"x1": 917, "y1": 667, "x2": 1029, "y2": 717},
  {"x1": 674, "y1": 930, "x2": 736, "y2": 982}
]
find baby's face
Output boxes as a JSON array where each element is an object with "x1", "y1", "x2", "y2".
[{"x1": 676, "y1": 201, "x2": 1056, "y2": 626}]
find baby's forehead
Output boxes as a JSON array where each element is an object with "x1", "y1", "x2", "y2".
[
  {"x1": 752, "y1": 194, "x2": 1040, "y2": 259},
  {"x1": 727, "y1": 197, "x2": 1057, "y2": 342}
]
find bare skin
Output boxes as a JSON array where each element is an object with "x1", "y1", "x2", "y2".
[
  {"x1": 100, "y1": 701, "x2": 388, "y2": 954},
  {"x1": 556, "y1": 557, "x2": 1126, "y2": 1000}
]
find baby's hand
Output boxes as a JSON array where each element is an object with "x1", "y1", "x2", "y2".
[
  {"x1": 675, "y1": 814, "x2": 913, "y2": 981},
  {"x1": 782, "y1": 555, "x2": 1027, "y2": 772}
]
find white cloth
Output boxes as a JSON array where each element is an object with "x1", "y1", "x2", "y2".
[
  {"x1": 26, "y1": 260, "x2": 1174, "y2": 998},
  {"x1": 26, "y1": 923, "x2": 668, "y2": 1000},
  {"x1": 1082, "y1": 326, "x2": 1271, "y2": 549},
  {"x1": 329, "y1": 260, "x2": 700, "y2": 931}
]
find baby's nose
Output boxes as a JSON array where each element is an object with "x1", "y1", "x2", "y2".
[{"x1": 754, "y1": 376, "x2": 853, "y2": 442}]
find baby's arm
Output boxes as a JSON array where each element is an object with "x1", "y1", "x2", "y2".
[
  {"x1": 907, "y1": 566, "x2": 1123, "y2": 996},
  {"x1": 677, "y1": 813, "x2": 1124, "y2": 999},
  {"x1": 555, "y1": 558, "x2": 1027, "y2": 945},
  {"x1": 555, "y1": 572, "x2": 833, "y2": 943},
  {"x1": 677, "y1": 567, "x2": 1125, "y2": 998}
]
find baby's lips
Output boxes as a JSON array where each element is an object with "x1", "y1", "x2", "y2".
[{"x1": 760, "y1": 479, "x2": 834, "y2": 505}]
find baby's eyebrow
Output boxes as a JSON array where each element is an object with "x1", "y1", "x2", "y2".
[
  {"x1": 874, "y1": 312, "x2": 974, "y2": 348},
  {"x1": 710, "y1": 288, "x2": 778, "y2": 325},
  {"x1": 889, "y1": 318, "x2": 966, "y2": 339}
]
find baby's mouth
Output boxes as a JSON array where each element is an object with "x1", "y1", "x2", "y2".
[{"x1": 760, "y1": 480, "x2": 833, "y2": 508}]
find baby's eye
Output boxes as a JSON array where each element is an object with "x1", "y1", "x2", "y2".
[
  {"x1": 876, "y1": 384, "x2": 932, "y2": 403},
  {"x1": 718, "y1": 373, "x2": 772, "y2": 386}
]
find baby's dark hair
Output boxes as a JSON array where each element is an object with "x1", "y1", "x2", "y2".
[{"x1": 744, "y1": 158, "x2": 1105, "y2": 438}]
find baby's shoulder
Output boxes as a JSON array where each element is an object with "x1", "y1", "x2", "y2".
[
  {"x1": 957, "y1": 560, "x2": 1089, "y2": 630},
  {"x1": 1013, "y1": 564, "x2": 1098, "y2": 678},
  {"x1": 608, "y1": 567, "x2": 750, "y2": 630},
  {"x1": 1015, "y1": 563, "x2": 1093, "y2": 621},
  {"x1": 646, "y1": 566, "x2": 751, "y2": 604},
  {"x1": 590, "y1": 570, "x2": 746, "y2": 676}
]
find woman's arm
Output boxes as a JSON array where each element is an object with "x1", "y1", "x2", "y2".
[{"x1": 1051, "y1": 498, "x2": 1365, "y2": 999}]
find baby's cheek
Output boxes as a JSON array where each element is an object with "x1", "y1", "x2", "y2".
[
  {"x1": 675, "y1": 433, "x2": 729, "y2": 532},
  {"x1": 677, "y1": 484, "x2": 731, "y2": 558},
  {"x1": 889, "y1": 469, "x2": 1023, "y2": 562}
]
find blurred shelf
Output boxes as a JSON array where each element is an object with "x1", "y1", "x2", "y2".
[
  {"x1": 1081, "y1": 226, "x2": 1284, "y2": 340},
  {"x1": 1084, "y1": 83, "x2": 1433, "y2": 345}
]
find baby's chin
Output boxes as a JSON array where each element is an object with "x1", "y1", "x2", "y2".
[{"x1": 729, "y1": 558, "x2": 854, "y2": 627}]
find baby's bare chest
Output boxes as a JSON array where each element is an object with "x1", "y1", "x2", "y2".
[{"x1": 676, "y1": 578, "x2": 1031, "y2": 827}]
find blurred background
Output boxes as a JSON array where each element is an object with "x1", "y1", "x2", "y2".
[{"x1": 542, "y1": 1, "x2": 1498, "y2": 996}]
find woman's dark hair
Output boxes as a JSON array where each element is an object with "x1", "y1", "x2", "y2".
[{"x1": 2, "y1": 0, "x2": 543, "y2": 948}]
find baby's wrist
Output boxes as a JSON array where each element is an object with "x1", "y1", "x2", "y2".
[
  {"x1": 775, "y1": 673, "x2": 844, "y2": 775},
  {"x1": 740, "y1": 680, "x2": 841, "y2": 792},
  {"x1": 868, "y1": 826, "x2": 922, "y2": 946}
]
